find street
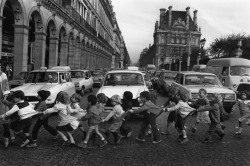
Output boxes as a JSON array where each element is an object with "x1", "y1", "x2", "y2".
[{"x1": 0, "y1": 88, "x2": 250, "y2": 166}]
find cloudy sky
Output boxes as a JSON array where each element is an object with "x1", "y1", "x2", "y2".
[{"x1": 112, "y1": 0, "x2": 250, "y2": 63}]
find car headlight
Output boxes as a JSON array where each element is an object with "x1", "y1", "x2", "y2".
[
  {"x1": 224, "y1": 94, "x2": 235, "y2": 100},
  {"x1": 74, "y1": 82, "x2": 79, "y2": 87},
  {"x1": 191, "y1": 93, "x2": 199, "y2": 99}
]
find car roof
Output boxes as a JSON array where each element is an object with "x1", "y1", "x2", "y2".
[
  {"x1": 207, "y1": 58, "x2": 250, "y2": 67},
  {"x1": 178, "y1": 71, "x2": 216, "y2": 76},
  {"x1": 70, "y1": 70, "x2": 89, "y2": 72},
  {"x1": 107, "y1": 70, "x2": 143, "y2": 74}
]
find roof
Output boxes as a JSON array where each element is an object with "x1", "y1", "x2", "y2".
[
  {"x1": 31, "y1": 66, "x2": 71, "y2": 72},
  {"x1": 178, "y1": 71, "x2": 216, "y2": 76},
  {"x1": 107, "y1": 70, "x2": 143, "y2": 74},
  {"x1": 70, "y1": 70, "x2": 89, "y2": 72},
  {"x1": 207, "y1": 58, "x2": 250, "y2": 67}
]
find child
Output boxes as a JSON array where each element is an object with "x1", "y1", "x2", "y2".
[
  {"x1": 164, "y1": 89, "x2": 195, "y2": 144},
  {"x1": 30, "y1": 90, "x2": 58, "y2": 147},
  {"x1": 129, "y1": 91, "x2": 162, "y2": 144},
  {"x1": 0, "y1": 90, "x2": 37, "y2": 148},
  {"x1": 102, "y1": 95, "x2": 124, "y2": 145},
  {"x1": 1, "y1": 93, "x2": 16, "y2": 147},
  {"x1": 198, "y1": 93, "x2": 225, "y2": 143},
  {"x1": 120, "y1": 91, "x2": 133, "y2": 138},
  {"x1": 232, "y1": 91, "x2": 250, "y2": 135},
  {"x1": 70, "y1": 93, "x2": 87, "y2": 138},
  {"x1": 190, "y1": 88, "x2": 210, "y2": 133},
  {"x1": 43, "y1": 91, "x2": 80, "y2": 146},
  {"x1": 77, "y1": 95, "x2": 107, "y2": 148}
]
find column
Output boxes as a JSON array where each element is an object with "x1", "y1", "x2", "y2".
[
  {"x1": 74, "y1": 44, "x2": 81, "y2": 69},
  {"x1": 0, "y1": 16, "x2": 3, "y2": 61},
  {"x1": 80, "y1": 47, "x2": 85, "y2": 69},
  {"x1": 85, "y1": 48, "x2": 89, "y2": 68},
  {"x1": 68, "y1": 40, "x2": 75, "y2": 69},
  {"x1": 33, "y1": 32, "x2": 46, "y2": 70},
  {"x1": 13, "y1": 25, "x2": 29, "y2": 76},
  {"x1": 48, "y1": 37, "x2": 59, "y2": 68},
  {"x1": 60, "y1": 41, "x2": 68, "y2": 66}
]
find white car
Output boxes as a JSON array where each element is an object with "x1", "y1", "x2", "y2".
[
  {"x1": 96, "y1": 70, "x2": 149, "y2": 109},
  {"x1": 70, "y1": 70, "x2": 94, "y2": 96},
  {"x1": 10, "y1": 66, "x2": 76, "y2": 107},
  {"x1": 172, "y1": 71, "x2": 236, "y2": 112}
]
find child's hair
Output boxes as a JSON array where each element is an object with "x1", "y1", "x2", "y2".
[
  {"x1": 87, "y1": 95, "x2": 97, "y2": 105},
  {"x1": 176, "y1": 89, "x2": 189, "y2": 102},
  {"x1": 97, "y1": 93, "x2": 108, "y2": 103},
  {"x1": 71, "y1": 93, "x2": 81, "y2": 102},
  {"x1": 12, "y1": 90, "x2": 25, "y2": 100},
  {"x1": 123, "y1": 91, "x2": 133, "y2": 100},
  {"x1": 111, "y1": 95, "x2": 122, "y2": 105},
  {"x1": 239, "y1": 91, "x2": 249, "y2": 99},
  {"x1": 211, "y1": 93, "x2": 222, "y2": 103},
  {"x1": 199, "y1": 88, "x2": 207, "y2": 95},
  {"x1": 55, "y1": 91, "x2": 70, "y2": 104},
  {"x1": 6, "y1": 94, "x2": 14, "y2": 102},
  {"x1": 37, "y1": 90, "x2": 51, "y2": 101},
  {"x1": 140, "y1": 91, "x2": 150, "y2": 100}
]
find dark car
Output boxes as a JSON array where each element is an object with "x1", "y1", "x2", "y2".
[
  {"x1": 157, "y1": 70, "x2": 178, "y2": 94},
  {"x1": 151, "y1": 70, "x2": 162, "y2": 89},
  {"x1": 236, "y1": 82, "x2": 250, "y2": 99},
  {"x1": 91, "y1": 70, "x2": 104, "y2": 87}
]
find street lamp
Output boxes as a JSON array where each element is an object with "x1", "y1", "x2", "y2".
[
  {"x1": 179, "y1": 56, "x2": 182, "y2": 71},
  {"x1": 198, "y1": 38, "x2": 206, "y2": 65}
]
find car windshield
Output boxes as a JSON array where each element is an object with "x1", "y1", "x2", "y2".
[
  {"x1": 163, "y1": 72, "x2": 177, "y2": 79},
  {"x1": 104, "y1": 73, "x2": 144, "y2": 86},
  {"x1": 230, "y1": 66, "x2": 250, "y2": 76},
  {"x1": 185, "y1": 75, "x2": 222, "y2": 86},
  {"x1": 13, "y1": 72, "x2": 27, "y2": 80},
  {"x1": 71, "y1": 71, "x2": 85, "y2": 78},
  {"x1": 26, "y1": 72, "x2": 59, "y2": 83},
  {"x1": 92, "y1": 71, "x2": 101, "y2": 76}
]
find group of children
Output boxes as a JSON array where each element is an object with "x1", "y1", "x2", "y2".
[{"x1": 0, "y1": 86, "x2": 250, "y2": 148}]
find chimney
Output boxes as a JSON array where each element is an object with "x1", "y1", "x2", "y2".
[
  {"x1": 160, "y1": 8, "x2": 166, "y2": 24},
  {"x1": 168, "y1": 6, "x2": 172, "y2": 28},
  {"x1": 186, "y1": 7, "x2": 190, "y2": 29},
  {"x1": 193, "y1": 10, "x2": 198, "y2": 26}
]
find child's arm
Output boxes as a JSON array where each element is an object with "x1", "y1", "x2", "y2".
[
  {"x1": 2, "y1": 100, "x2": 13, "y2": 108},
  {"x1": 44, "y1": 106, "x2": 59, "y2": 114},
  {"x1": 0, "y1": 105, "x2": 19, "y2": 119},
  {"x1": 102, "y1": 110, "x2": 115, "y2": 121},
  {"x1": 131, "y1": 104, "x2": 149, "y2": 114},
  {"x1": 231, "y1": 101, "x2": 239, "y2": 113},
  {"x1": 198, "y1": 105, "x2": 215, "y2": 112},
  {"x1": 165, "y1": 102, "x2": 181, "y2": 112}
]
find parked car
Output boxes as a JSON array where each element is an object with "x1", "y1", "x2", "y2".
[
  {"x1": 70, "y1": 69, "x2": 93, "y2": 96},
  {"x1": 172, "y1": 71, "x2": 236, "y2": 112},
  {"x1": 91, "y1": 70, "x2": 104, "y2": 87},
  {"x1": 10, "y1": 66, "x2": 75, "y2": 107},
  {"x1": 157, "y1": 70, "x2": 178, "y2": 94},
  {"x1": 96, "y1": 70, "x2": 149, "y2": 110},
  {"x1": 235, "y1": 76, "x2": 250, "y2": 99},
  {"x1": 9, "y1": 71, "x2": 29, "y2": 89}
]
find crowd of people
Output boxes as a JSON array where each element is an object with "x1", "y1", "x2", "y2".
[{"x1": 0, "y1": 71, "x2": 250, "y2": 149}]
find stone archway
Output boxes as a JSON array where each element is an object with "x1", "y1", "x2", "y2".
[
  {"x1": 74, "y1": 36, "x2": 80, "y2": 69},
  {"x1": 67, "y1": 32, "x2": 75, "y2": 69},
  {"x1": 58, "y1": 26, "x2": 67, "y2": 66}
]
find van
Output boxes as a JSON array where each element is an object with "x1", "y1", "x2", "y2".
[
  {"x1": 192, "y1": 65, "x2": 206, "y2": 72},
  {"x1": 205, "y1": 58, "x2": 250, "y2": 90}
]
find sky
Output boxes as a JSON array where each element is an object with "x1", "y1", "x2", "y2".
[{"x1": 112, "y1": 0, "x2": 250, "y2": 63}]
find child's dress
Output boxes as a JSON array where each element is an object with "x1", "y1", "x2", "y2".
[
  {"x1": 232, "y1": 99, "x2": 250, "y2": 124},
  {"x1": 196, "y1": 98, "x2": 211, "y2": 123}
]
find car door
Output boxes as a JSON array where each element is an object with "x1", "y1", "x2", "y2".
[{"x1": 61, "y1": 72, "x2": 75, "y2": 96}]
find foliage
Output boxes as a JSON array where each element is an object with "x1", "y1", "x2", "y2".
[{"x1": 209, "y1": 33, "x2": 250, "y2": 60}]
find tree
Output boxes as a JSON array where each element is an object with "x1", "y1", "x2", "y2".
[{"x1": 210, "y1": 33, "x2": 250, "y2": 60}]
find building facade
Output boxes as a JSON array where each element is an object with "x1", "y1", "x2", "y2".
[
  {"x1": 0, "y1": 0, "x2": 129, "y2": 78},
  {"x1": 154, "y1": 6, "x2": 202, "y2": 70}
]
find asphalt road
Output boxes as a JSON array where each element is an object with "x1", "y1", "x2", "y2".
[{"x1": 0, "y1": 88, "x2": 250, "y2": 166}]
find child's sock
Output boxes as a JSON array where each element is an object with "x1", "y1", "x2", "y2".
[{"x1": 182, "y1": 130, "x2": 187, "y2": 139}]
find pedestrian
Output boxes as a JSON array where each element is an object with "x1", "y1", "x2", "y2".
[
  {"x1": 30, "y1": 90, "x2": 58, "y2": 147},
  {"x1": 0, "y1": 90, "x2": 38, "y2": 148},
  {"x1": 69, "y1": 93, "x2": 87, "y2": 138},
  {"x1": 198, "y1": 93, "x2": 225, "y2": 143},
  {"x1": 2, "y1": 93, "x2": 16, "y2": 147},
  {"x1": 164, "y1": 89, "x2": 195, "y2": 144},
  {"x1": 102, "y1": 95, "x2": 124, "y2": 145},
  {"x1": 190, "y1": 88, "x2": 211, "y2": 133},
  {"x1": 43, "y1": 91, "x2": 80, "y2": 146},
  {"x1": 232, "y1": 91, "x2": 250, "y2": 135},
  {"x1": 129, "y1": 91, "x2": 162, "y2": 144},
  {"x1": 120, "y1": 91, "x2": 133, "y2": 138},
  {"x1": 77, "y1": 95, "x2": 107, "y2": 148}
]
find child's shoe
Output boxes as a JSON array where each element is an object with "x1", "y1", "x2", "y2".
[
  {"x1": 221, "y1": 124, "x2": 226, "y2": 130},
  {"x1": 201, "y1": 139, "x2": 210, "y2": 144},
  {"x1": 152, "y1": 140, "x2": 162, "y2": 144},
  {"x1": 26, "y1": 143, "x2": 37, "y2": 148},
  {"x1": 179, "y1": 138, "x2": 188, "y2": 144},
  {"x1": 136, "y1": 137, "x2": 145, "y2": 143},
  {"x1": 100, "y1": 140, "x2": 107, "y2": 147},
  {"x1": 126, "y1": 131, "x2": 133, "y2": 138},
  {"x1": 20, "y1": 139, "x2": 30, "y2": 148},
  {"x1": 235, "y1": 127, "x2": 243, "y2": 135},
  {"x1": 190, "y1": 127, "x2": 197, "y2": 133},
  {"x1": 219, "y1": 133, "x2": 225, "y2": 140},
  {"x1": 161, "y1": 130, "x2": 170, "y2": 135}
]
